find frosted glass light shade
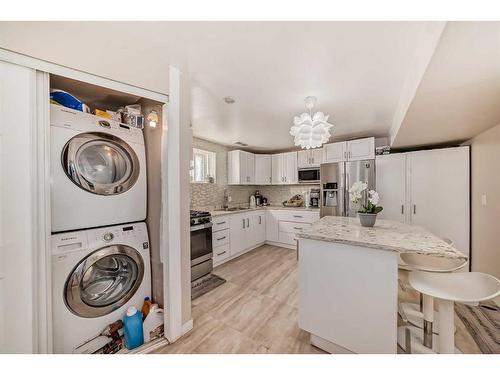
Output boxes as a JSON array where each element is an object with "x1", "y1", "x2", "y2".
[{"x1": 290, "y1": 111, "x2": 333, "y2": 149}]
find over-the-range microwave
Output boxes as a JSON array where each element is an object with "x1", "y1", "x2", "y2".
[{"x1": 298, "y1": 168, "x2": 320, "y2": 183}]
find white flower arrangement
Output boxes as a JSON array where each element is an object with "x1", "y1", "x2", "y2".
[{"x1": 349, "y1": 181, "x2": 383, "y2": 214}]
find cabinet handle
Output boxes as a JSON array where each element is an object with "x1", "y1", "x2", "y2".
[
  {"x1": 293, "y1": 226, "x2": 302, "y2": 230},
  {"x1": 413, "y1": 204, "x2": 416, "y2": 214},
  {"x1": 242, "y1": 219, "x2": 245, "y2": 229},
  {"x1": 216, "y1": 221, "x2": 226, "y2": 225},
  {"x1": 217, "y1": 250, "x2": 227, "y2": 256},
  {"x1": 216, "y1": 236, "x2": 226, "y2": 241},
  {"x1": 246, "y1": 218, "x2": 250, "y2": 227},
  {"x1": 259, "y1": 216, "x2": 262, "y2": 224},
  {"x1": 401, "y1": 205, "x2": 404, "y2": 215},
  {"x1": 293, "y1": 215, "x2": 303, "y2": 218},
  {"x1": 344, "y1": 151, "x2": 347, "y2": 159}
]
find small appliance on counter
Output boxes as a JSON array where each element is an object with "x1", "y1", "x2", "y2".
[
  {"x1": 309, "y1": 188, "x2": 320, "y2": 207},
  {"x1": 254, "y1": 190, "x2": 262, "y2": 206}
]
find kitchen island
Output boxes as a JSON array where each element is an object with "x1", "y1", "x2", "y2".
[{"x1": 296, "y1": 216, "x2": 467, "y2": 354}]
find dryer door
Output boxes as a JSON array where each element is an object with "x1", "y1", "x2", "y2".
[
  {"x1": 65, "y1": 245, "x2": 144, "y2": 318},
  {"x1": 62, "y1": 132, "x2": 140, "y2": 195}
]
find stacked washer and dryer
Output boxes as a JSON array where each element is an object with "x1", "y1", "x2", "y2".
[{"x1": 50, "y1": 104, "x2": 151, "y2": 353}]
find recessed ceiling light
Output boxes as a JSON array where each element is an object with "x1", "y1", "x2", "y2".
[{"x1": 223, "y1": 96, "x2": 235, "y2": 104}]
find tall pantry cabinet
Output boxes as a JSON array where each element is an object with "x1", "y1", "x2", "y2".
[{"x1": 375, "y1": 147, "x2": 470, "y2": 257}]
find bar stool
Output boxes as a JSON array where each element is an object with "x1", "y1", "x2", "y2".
[
  {"x1": 398, "y1": 250, "x2": 468, "y2": 333},
  {"x1": 405, "y1": 271, "x2": 500, "y2": 354}
]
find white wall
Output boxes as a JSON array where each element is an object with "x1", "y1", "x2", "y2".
[
  {"x1": 470, "y1": 123, "x2": 500, "y2": 280},
  {"x1": 0, "y1": 22, "x2": 169, "y2": 94}
]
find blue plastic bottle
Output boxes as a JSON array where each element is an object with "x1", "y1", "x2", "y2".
[{"x1": 123, "y1": 306, "x2": 144, "y2": 350}]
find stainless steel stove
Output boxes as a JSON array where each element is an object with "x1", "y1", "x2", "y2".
[{"x1": 190, "y1": 210, "x2": 213, "y2": 283}]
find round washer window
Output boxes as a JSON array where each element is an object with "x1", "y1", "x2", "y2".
[
  {"x1": 65, "y1": 245, "x2": 145, "y2": 318},
  {"x1": 62, "y1": 132, "x2": 140, "y2": 196}
]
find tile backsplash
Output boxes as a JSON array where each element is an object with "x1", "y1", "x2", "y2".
[{"x1": 190, "y1": 137, "x2": 319, "y2": 210}]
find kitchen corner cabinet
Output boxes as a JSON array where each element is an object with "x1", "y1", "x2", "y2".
[
  {"x1": 298, "y1": 148, "x2": 324, "y2": 168},
  {"x1": 272, "y1": 152, "x2": 298, "y2": 184},
  {"x1": 228, "y1": 150, "x2": 255, "y2": 185},
  {"x1": 254, "y1": 154, "x2": 272, "y2": 185},
  {"x1": 375, "y1": 147, "x2": 470, "y2": 256},
  {"x1": 323, "y1": 137, "x2": 375, "y2": 163}
]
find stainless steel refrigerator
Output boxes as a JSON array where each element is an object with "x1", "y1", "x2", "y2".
[{"x1": 320, "y1": 160, "x2": 375, "y2": 218}]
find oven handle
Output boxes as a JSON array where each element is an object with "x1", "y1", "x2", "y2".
[{"x1": 190, "y1": 222, "x2": 213, "y2": 232}]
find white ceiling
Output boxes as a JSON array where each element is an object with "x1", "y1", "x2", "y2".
[
  {"x1": 4, "y1": 21, "x2": 495, "y2": 151},
  {"x1": 392, "y1": 21, "x2": 500, "y2": 148}
]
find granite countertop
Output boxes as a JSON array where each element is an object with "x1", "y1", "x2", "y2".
[
  {"x1": 297, "y1": 216, "x2": 467, "y2": 260},
  {"x1": 206, "y1": 205, "x2": 320, "y2": 217}
]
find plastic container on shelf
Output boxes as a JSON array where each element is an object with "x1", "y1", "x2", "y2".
[
  {"x1": 123, "y1": 306, "x2": 144, "y2": 350},
  {"x1": 141, "y1": 297, "x2": 153, "y2": 320},
  {"x1": 143, "y1": 304, "x2": 164, "y2": 344}
]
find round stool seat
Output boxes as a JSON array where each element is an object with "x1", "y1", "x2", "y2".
[
  {"x1": 400, "y1": 253, "x2": 467, "y2": 273},
  {"x1": 409, "y1": 271, "x2": 500, "y2": 303}
]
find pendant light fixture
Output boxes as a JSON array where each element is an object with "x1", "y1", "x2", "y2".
[{"x1": 290, "y1": 96, "x2": 333, "y2": 149}]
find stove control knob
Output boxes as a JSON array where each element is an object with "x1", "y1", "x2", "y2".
[
  {"x1": 190, "y1": 219, "x2": 196, "y2": 225},
  {"x1": 103, "y1": 232, "x2": 114, "y2": 242}
]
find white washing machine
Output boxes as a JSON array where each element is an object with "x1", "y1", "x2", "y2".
[
  {"x1": 50, "y1": 104, "x2": 147, "y2": 232},
  {"x1": 52, "y1": 222, "x2": 151, "y2": 353}
]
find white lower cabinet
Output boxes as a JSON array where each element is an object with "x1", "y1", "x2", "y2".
[{"x1": 213, "y1": 209, "x2": 319, "y2": 266}]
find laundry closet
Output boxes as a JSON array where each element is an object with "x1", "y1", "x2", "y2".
[{"x1": 0, "y1": 51, "x2": 190, "y2": 354}]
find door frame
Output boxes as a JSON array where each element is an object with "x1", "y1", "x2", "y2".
[{"x1": 0, "y1": 48, "x2": 184, "y2": 352}]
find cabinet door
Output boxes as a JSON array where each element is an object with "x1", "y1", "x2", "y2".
[
  {"x1": 228, "y1": 150, "x2": 245, "y2": 185},
  {"x1": 297, "y1": 150, "x2": 311, "y2": 169},
  {"x1": 347, "y1": 137, "x2": 375, "y2": 161},
  {"x1": 266, "y1": 210, "x2": 279, "y2": 242},
  {"x1": 272, "y1": 154, "x2": 283, "y2": 184},
  {"x1": 246, "y1": 152, "x2": 255, "y2": 184},
  {"x1": 255, "y1": 154, "x2": 272, "y2": 184},
  {"x1": 284, "y1": 152, "x2": 298, "y2": 184},
  {"x1": 375, "y1": 154, "x2": 406, "y2": 223},
  {"x1": 408, "y1": 147, "x2": 470, "y2": 256},
  {"x1": 249, "y1": 211, "x2": 266, "y2": 246},
  {"x1": 324, "y1": 141, "x2": 346, "y2": 163},
  {"x1": 310, "y1": 148, "x2": 324, "y2": 167},
  {"x1": 229, "y1": 213, "x2": 247, "y2": 255}
]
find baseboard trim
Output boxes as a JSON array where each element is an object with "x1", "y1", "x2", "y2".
[
  {"x1": 265, "y1": 240, "x2": 296, "y2": 250},
  {"x1": 181, "y1": 319, "x2": 193, "y2": 335}
]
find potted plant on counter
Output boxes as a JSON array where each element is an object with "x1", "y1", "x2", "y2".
[{"x1": 348, "y1": 181, "x2": 383, "y2": 227}]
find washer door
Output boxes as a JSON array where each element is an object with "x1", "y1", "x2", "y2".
[
  {"x1": 62, "y1": 132, "x2": 140, "y2": 195},
  {"x1": 65, "y1": 245, "x2": 145, "y2": 318}
]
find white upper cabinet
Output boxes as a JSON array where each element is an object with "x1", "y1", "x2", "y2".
[
  {"x1": 298, "y1": 148, "x2": 324, "y2": 168},
  {"x1": 375, "y1": 154, "x2": 406, "y2": 223},
  {"x1": 297, "y1": 150, "x2": 310, "y2": 169},
  {"x1": 228, "y1": 150, "x2": 255, "y2": 185},
  {"x1": 324, "y1": 137, "x2": 375, "y2": 163},
  {"x1": 254, "y1": 154, "x2": 272, "y2": 185},
  {"x1": 272, "y1": 152, "x2": 297, "y2": 184},
  {"x1": 324, "y1": 141, "x2": 347, "y2": 163},
  {"x1": 346, "y1": 137, "x2": 375, "y2": 161}
]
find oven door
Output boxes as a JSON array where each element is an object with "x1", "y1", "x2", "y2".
[
  {"x1": 298, "y1": 168, "x2": 320, "y2": 183},
  {"x1": 190, "y1": 223, "x2": 213, "y2": 266}
]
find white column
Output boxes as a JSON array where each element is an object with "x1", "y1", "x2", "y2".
[{"x1": 437, "y1": 298, "x2": 455, "y2": 354}]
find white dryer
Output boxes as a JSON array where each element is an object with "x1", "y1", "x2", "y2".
[
  {"x1": 50, "y1": 104, "x2": 147, "y2": 232},
  {"x1": 52, "y1": 222, "x2": 151, "y2": 353}
]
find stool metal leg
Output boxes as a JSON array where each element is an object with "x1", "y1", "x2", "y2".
[
  {"x1": 437, "y1": 298, "x2": 455, "y2": 354},
  {"x1": 422, "y1": 294, "x2": 434, "y2": 349}
]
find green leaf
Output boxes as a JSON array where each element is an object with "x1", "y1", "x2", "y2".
[{"x1": 374, "y1": 206, "x2": 383, "y2": 214}]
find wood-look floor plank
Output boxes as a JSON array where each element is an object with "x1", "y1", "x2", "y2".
[{"x1": 154, "y1": 244, "x2": 480, "y2": 354}]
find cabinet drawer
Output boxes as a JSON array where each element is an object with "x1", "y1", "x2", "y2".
[
  {"x1": 278, "y1": 231, "x2": 298, "y2": 246},
  {"x1": 278, "y1": 221, "x2": 311, "y2": 234},
  {"x1": 272, "y1": 210, "x2": 320, "y2": 223},
  {"x1": 213, "y1": 243, "x2": 230, "y2": 264},
  {"x1": 212, "y1": 229, "x2": 230, "y2": 247},
  {"x1": 212, "y1": 216, "x2": 230, "y2": 232}
]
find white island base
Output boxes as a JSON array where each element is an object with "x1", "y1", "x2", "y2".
[{"x1": 298, "y1": 238, "x2": 399, "y2": 354}]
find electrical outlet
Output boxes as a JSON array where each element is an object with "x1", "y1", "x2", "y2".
[{"x1": 481, "y1": 194, "x2": 487, "y2": 206}]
